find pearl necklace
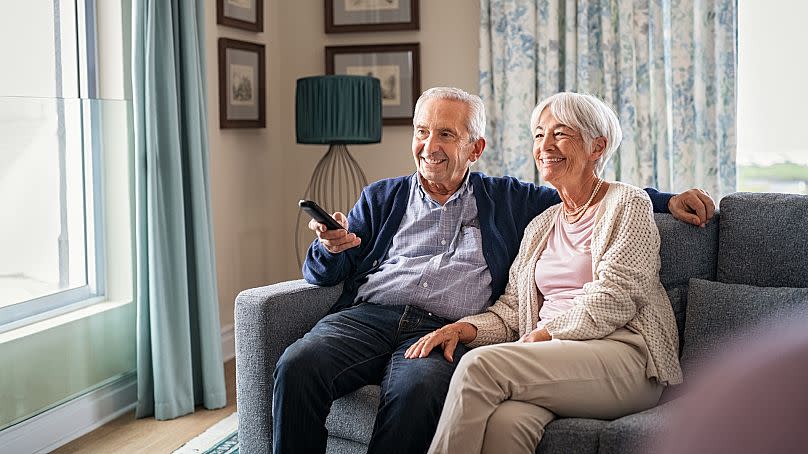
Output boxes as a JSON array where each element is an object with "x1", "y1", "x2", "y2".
[{"x1": 563, "y1": 178, "x2": 603, "y2": 223}]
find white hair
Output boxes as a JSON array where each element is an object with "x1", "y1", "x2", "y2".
[
  {"x1": 530, "y1": 92, "x2": 622, "y2": 176},
  {"x1": 413, "y1": 87, "x2": 486, "y2": 142}
]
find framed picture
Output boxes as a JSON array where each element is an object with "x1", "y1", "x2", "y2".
[
  {"x1": 325, "y1": 0, "x2": 419, "y2": 33},
  {"x1": 326, "y1": 43, "x2": 420, "y2": 126},
  {"x1": 217, "y1": 0, "x2": 263, "y2": 32},
  {"x1": 218, "y1": 38, "x2": 265, "y2": 128}
]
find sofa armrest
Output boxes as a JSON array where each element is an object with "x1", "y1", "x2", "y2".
[{"x1": 235, "y1": 279, "x2": 343, "y2": 454}]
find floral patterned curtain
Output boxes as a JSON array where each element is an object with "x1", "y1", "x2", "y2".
[{"x1": 478, "y1": 0, "x2": 737, "y2": 198}]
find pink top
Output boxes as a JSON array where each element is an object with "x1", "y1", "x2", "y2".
[{"x1": 534, "y1": 204, "x2": 598, "y2": 330}]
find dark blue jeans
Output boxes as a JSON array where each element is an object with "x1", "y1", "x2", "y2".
[{"x1": 273, "y1": 303, "x2": 470, "y2": 454}]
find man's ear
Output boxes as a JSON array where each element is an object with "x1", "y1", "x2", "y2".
[
  {"x1": 590, "y1": 137, "x2": 607, "y2": 161},
  {"x1": 469, "y1": 137, "x2": 486, "y2": 162}
]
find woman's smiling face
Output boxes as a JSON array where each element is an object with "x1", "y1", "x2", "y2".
[{"x1": 533, "y1": 108, "x2": 601, "y2": 186}]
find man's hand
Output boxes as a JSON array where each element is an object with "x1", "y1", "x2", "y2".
[
  {"x1": 519, "y1": 328, "x2": 551, "y2": 343},
  {"x1": 668, "y1": 188, "x2": 715, "y2": 227},
  {"x1": 405, "y1": 322, "x2": 477, "y2": 362},
  {"x1": 308, "y1": 212, "x2": 361, "y2": 253}
]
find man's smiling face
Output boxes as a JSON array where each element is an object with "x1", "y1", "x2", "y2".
[{"x1": 412, "y1": 98, "x2": 482, "y2": 194}]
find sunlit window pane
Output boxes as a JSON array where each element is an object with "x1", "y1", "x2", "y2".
[
  {"x1": 0, "y1": 0, "x2": 93, "y2": 318},
  {"x1": 0, "y1": 98, "x2": 87, "y2": 309},
  {"x1": 737, "y1": 1, "x2": 808, "y2": 194},
  {"x1": 0, "y1": 1, "x2": 79, "y2": 98}
]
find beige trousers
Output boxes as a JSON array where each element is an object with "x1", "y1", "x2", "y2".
[{"x1": 428, "y1": 329, "x2": 664, "y2": 454}]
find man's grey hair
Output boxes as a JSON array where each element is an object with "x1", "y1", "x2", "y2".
[
  {"x1": 530, "y1": 92, "x2": 622, "y2": 176},
  {"x1": 413, "y1": 87, "x2": 486, "y2": 142}
]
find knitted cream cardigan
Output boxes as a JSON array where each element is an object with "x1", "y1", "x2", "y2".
[{"x1": 461, "y1": 182, "x2": 683, "y2": 386}]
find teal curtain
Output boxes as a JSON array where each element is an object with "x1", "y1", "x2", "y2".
[
  {"x1": 479, "y1": 0, "x2": 737, "y2": 199},
  {"x1": 132, "y1": 0, "x2": 226, "y2": 419}
]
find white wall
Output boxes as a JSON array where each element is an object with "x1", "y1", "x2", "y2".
[{"x1": 208, "y1": 1, "x2": 481, "y2": 327}]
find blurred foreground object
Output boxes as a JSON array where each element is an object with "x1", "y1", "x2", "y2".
[{"x1": 657, "y1": 315, "x2": 808, "y2": 454}]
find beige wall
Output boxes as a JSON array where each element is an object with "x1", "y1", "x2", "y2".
[
  {"x1": 206, "y1": 0, "x2": 283, "y2": 328},
  {"x1": 208, "y1": 1, "x2": 480, "y2": 327}
]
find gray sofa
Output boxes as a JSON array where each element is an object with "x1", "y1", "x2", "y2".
[{"x1": 235, "y1": 192, "x2": 808, "y2": 453}]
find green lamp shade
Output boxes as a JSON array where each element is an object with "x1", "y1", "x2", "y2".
[{"x1": 296, "y1": 75, "x2": 382, "y2": 145}]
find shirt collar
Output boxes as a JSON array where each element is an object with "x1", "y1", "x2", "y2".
[{"x1": 413, "y1": 170, "x2": 472, "y2": 204}]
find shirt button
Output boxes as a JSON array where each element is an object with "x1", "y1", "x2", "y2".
[
  {"x1": 372, "y1": 260, "x2": 378, "y2": 267},
  {"x1": 440, "y1": 239, "x2": 446, "y2": 245},
  {"x1": 442, "y1": 206, "x2": 447, "y2": 211},
  {"x1": 422, "y1": 282, "x2": 429, "y2": 288}
]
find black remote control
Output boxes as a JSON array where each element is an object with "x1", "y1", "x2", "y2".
[{"x1": 299, "y1": 200, "x2": 343, "y2": 230}]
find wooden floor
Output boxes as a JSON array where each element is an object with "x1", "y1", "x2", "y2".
[{"x1": 54, "y1": 359, "x2": 237, "y2": 453}]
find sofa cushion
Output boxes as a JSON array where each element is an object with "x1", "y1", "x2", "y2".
[
  {"x1": 681, "y1": 278, "x2": 808, "y2": 375},
  {"x1": 325, "y1": 385, "x2": 379, "y2": 444},
  {"x1": 599, "y1": 399, "x2": 679, "y2": 454},
  {"x1": 324, "y1": 387, "x2": 607, "y2": 453},
  {"x1": 717, "y1": 192, "x2": 808, "y2": 287},
  {"x1": 326, "y1": 436, "x2": 372, "y2": 454},
  {"x1": 537, "y1": 417, "x2": 606, "y2": 454}
]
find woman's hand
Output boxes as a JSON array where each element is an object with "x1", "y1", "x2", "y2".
[
  {"x1": 405, "y1": 322, "x2": 477, "y2": 362},
  {"x1": 519, "y1": 327, "x2": 552, "y2": 343}
]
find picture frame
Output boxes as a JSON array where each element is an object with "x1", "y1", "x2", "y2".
[
  {"x1": 218, "y1": 38, "x2": 266, "y2": 129},
  {"x1": 325, "y1": 0, "x2": 419, "y2": 33},
  {"x1": 217, "y1": 0, "x2": 263, "y2": 32},
  {"x1": 326, "y1": 43, "x2": 420, "y2": 126}
]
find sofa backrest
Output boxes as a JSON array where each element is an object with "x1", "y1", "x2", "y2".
[
  {"x1": 654, "y1": 212, "x2": 720, "y2": 343},
  {"x1": 674, "y1": 192, "x2": 808, "y2": 377},
  {"x1": 717, "y1": 192, "x2": 808, "y2": 287}
]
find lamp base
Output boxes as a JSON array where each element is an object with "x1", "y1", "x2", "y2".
[{"x1": 296, "y1": 144, "x2": 368, "y2": 268}]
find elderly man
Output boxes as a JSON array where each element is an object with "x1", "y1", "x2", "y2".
[{"x1": 273, "y1": 87, "x2": 714, "y2": 454}]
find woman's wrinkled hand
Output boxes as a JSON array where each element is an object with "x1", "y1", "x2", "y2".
[
  {"x1": 519, "y1": 327, "x2": 552, "y2": 343},
  {"x1": 405, "y1": 322, "x2": 475, "y2": 363}
]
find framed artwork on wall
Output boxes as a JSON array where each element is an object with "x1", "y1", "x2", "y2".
[
  {"x1": 325, "y1": 0, "x2": 419, "y2": 33},
  {"x1": 217, "y1": 0, "x2": 264, "y2": 32},
  {"x1": 325, "y1": 43, "x2": 420, "y2": 126},
  {"x1": 218, "y1": 38, "x2": 266, "y2": 128}
]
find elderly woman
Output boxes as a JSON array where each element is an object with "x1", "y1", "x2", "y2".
[{"x1": 405, "y1": 92, "x2": 683, "y2": 453}]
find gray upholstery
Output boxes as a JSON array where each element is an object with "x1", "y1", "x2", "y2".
[
  {"x1": 655, "y1": 213, "x2": 720, "y2": 288},
  {"x1": 235, "y1": 280, "x2": 343, "y2": 454},
  {"x1": 536, "y1": 418, "x2": 605, "y2": 454},
  {"x1": 717, "y1": 192, "x2": 808, "y2": 287},
  {"x1": 681, "y1": 279, "x2": 808, "y2": 374},
  {"x1": 599, "y1": 400, "x2": 679, "y2": 454},
  {"x1": 325, "y1": 436, "x2": 370, "y2": 454},
  {"x1": 325, "y1": 386, "x2": 379, "y2": 444},
  {"x1": 654, "y1": 212, "x2": 720, "y2": 345},
  {"x1": 235, "y1": 193, "x2": 808, "y2": 454}
]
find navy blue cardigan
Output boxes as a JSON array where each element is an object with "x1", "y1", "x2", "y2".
[{"x1": 303, "y1": 172, "x2": 673, "y2": 314}]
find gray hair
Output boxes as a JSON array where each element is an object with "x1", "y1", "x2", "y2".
[
  {"x1": 413, "y1": 87, "x2": 486, "y2": 142},
  {"x1": 530, "y1": 92, "x2": 622, "y2": 176}
]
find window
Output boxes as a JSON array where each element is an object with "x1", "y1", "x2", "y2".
[
  {"x1": 737, "y1": 1, "x2": 808, "y2": 194},
  {"x1": 0, "y1": 0, "x2": 104, "y2": 326}
]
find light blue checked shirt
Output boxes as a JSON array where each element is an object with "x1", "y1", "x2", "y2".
[{"x1": 356, "y1": 173, "x2": 493, "y2": 320}]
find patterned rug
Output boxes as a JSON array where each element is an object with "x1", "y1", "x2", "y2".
[{"x1": 173, "y1": 412, "x2": 239, "y2": 454}]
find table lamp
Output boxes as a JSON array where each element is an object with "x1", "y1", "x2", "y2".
[{"x1": 295, "y1": 75, "x2": 382, "y2": 266}]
